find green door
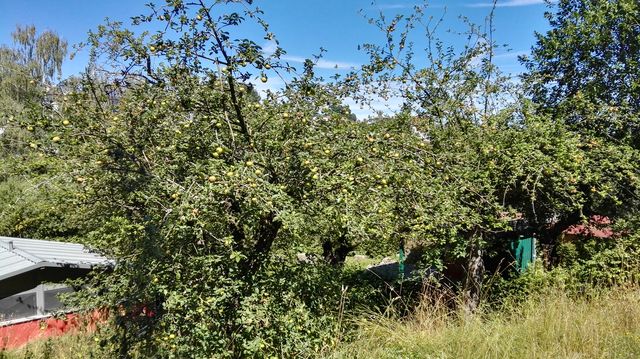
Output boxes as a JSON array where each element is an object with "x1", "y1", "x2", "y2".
[{"x1": 511, "y1": 236, "x2": 536, "y2": 273}]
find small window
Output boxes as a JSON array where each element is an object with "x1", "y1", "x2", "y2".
[
  {"x1": 0, "y1": 292, "x2": 37, "y2": 321},
  {"x1": 44, "y1": 287, "x2": 73, "y2": 313}
]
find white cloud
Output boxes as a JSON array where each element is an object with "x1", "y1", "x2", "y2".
[
  {"x1": 261, "y1": 41, "x2": 358, "y2": 70},
  {"x1": 467, "y1": 0, "x2": 546, "y2": 8},
  {"x1": 262, "y1": 40, "x2": 278, "y2": 55},
  {"x1": 248, "y1": 76, "x2": 286, "y2": 97},
  {"x1": 343, "y1": 95, "x2": 405, "y2": 120},
  {"x1": 493, "y1": 49, "x2": 529, "y2": 59},
  {"x1": 341, "y1": 80, "x2": 409, "y2": 119}
]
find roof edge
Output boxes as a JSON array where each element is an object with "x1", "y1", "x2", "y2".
[{"x1": 0, "y1": 261, "x2": 104, "y2": 283}]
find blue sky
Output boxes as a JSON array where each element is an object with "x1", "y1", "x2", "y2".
[
  {"x1": 0, "y1": 0, "x2": 551, "y2": 75},
  {"x1": 0, "y1": 0, "x2": 552, "y2": 115}
]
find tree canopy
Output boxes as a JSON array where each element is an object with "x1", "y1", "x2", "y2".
[
  {"x1": 523, "y1": 0, "x2": 640, "y2": 147},
  {"x1": 1, "y1": 0, "x2": 639, "y2": 357}
]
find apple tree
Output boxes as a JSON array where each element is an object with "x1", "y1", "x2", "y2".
[
  {"x1": 334, "y1": 3, "x2": 638, "y2": 313},
  {"x1": 11, "y1": 0, "x2": 456, "y2": 356}
]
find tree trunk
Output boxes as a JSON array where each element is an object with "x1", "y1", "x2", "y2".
[
  {"x1": 240, "y1": 212, "x2": 281, "y2": 278},
  {"x1": 322, "y1": 233, "x2": 353, "y2": 266},
  {"x1": 463, "y1": 232, "x2": 484, "y2": 316}
]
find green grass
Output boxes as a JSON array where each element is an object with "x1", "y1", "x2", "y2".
[{"x1": 331, "y1": 285, "x2": 640, "y2": 358}]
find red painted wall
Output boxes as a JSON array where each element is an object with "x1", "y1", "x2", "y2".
[{"x1": 0, "y1": 314, "x2": 81, "y2": 350}]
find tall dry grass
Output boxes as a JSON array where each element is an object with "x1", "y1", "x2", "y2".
[
  {"x1": 332, "y1": 285, "x2": 640, "y2": 358},
  {"x1": 0, "y1": 331, "x2": 99, "y2": 359}
]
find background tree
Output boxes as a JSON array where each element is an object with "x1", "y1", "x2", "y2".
[
  {"x1": 522, "y1": 0, "x2": 640, "y2": 250},
  {"x1": 0, "y1": 25, "x2": 80, "y2": 240},
  {"x1": 522, "y1": 0, "x2": 640, "y2": 148}
]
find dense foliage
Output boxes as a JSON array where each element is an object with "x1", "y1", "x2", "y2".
[{"x1": 1, "y1": 0, "x2": 639, "y2": 357}]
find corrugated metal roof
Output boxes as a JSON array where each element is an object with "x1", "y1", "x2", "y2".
[{"x1": 0, "y1": 236, "x2": 109, "y2": 282}]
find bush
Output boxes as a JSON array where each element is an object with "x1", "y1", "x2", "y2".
[
  {"x1": 566, "y1": 234, "x2": 640, "y2": 286},
  {"x1": 70, "y1": 255, "x2": 348, "y2": 358}
]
